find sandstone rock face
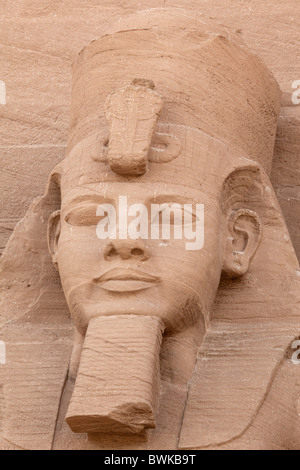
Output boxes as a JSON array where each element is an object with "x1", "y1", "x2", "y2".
[{"x1": 0, "y1": 3, "x2": 300, "y2": 451}]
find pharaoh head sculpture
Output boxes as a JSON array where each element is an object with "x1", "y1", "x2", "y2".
[
  {"x1": 2, "y1": 8, "x2": 300, "y2": 450},
  {"x1": 45, "y1": 8, "x2": 283, "y2": 435}
]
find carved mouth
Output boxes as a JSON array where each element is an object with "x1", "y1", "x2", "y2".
[{"x1": 96, "y1": 268, "x2": 161, "y2": 292}]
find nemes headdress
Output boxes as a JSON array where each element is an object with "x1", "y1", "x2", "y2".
[{"x1": 67, "y1": 8, "x2": 281, "y2": 180}]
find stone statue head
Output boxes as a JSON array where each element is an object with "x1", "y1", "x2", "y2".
[
  {"x1": 1, "y1": 8, "x2": 300, "y2": 449},
  {"x1": 48, "y1": 9, "x2": 281, "y2": 332}
]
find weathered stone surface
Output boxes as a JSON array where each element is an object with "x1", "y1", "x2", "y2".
[
  {"x1": 0, "y1": 146, "x2": 65, "y2": 255},
  {"x1": 1, "y1": 3, "x2": 300, "y2": 452},
  {"x1": 66, "y1": 315, "x2": 164, "y2": 435},
  {"x1": 0, "y1": 181, "x2": 73, "y2": 449}
]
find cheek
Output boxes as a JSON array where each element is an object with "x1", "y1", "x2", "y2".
[
  {"x1": 57, "y1": 224, "x2": 102, "y2": 290},
  {"x1": 154, "y1": 244, "x2": 221, "y2": 284},
  {"x1": 150, "y1": 221, "x2": 222, "y2": 296}
]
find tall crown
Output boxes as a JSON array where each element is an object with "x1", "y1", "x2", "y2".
[{"x1": 68, "y1": 8, "x2": 281, "y2": 176}]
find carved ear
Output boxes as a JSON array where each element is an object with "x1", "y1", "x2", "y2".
[
  {"x1": 222, "y1": 209, "x2": 261, "y2": 278},
  {"x1": 47, "y1": 210, "x2": 61, "y2": 269}
]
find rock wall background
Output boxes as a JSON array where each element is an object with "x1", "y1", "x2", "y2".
[{"x1": 0, "y1": 0, "x2": 300, "y2": 259}]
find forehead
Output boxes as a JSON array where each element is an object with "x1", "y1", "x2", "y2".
[{"x1": 61, "y1": 125, "x2": 241, "y2": 203}]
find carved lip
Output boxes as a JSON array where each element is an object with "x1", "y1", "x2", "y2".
[{"x1": 96, "y1": 268, "x2": 161, "y2": 292}]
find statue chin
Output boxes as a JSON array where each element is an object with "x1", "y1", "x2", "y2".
[{"x1": 67, "y1": 290, "x2": 203, "y2": 336}]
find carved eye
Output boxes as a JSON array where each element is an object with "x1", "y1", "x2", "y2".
[
  {"x1": 65, "y1": 204, "x2": 108, "y2": 227},
  {"x1": 151, "y1": 205, "x2": 197, "y2": 226}
]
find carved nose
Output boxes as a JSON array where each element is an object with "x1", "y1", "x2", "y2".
[{"x1": 103, "y1": 239, "x2": 150, "y2": 261}]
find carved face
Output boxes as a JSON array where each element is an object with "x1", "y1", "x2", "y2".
[
  {"x1": 48, "y1": 127, "x2": 262, "y2": 337},
  {"x1": 54, "y1": 179, "x2": 222, "y2": 335}
]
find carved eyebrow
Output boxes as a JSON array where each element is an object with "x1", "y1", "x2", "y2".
[
  {"x1": 146, "y1": 195, "x2": 195, "y2": 205},
  {"x1": 63, "y1": 194, "x2": 115, "y2": 209}
]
